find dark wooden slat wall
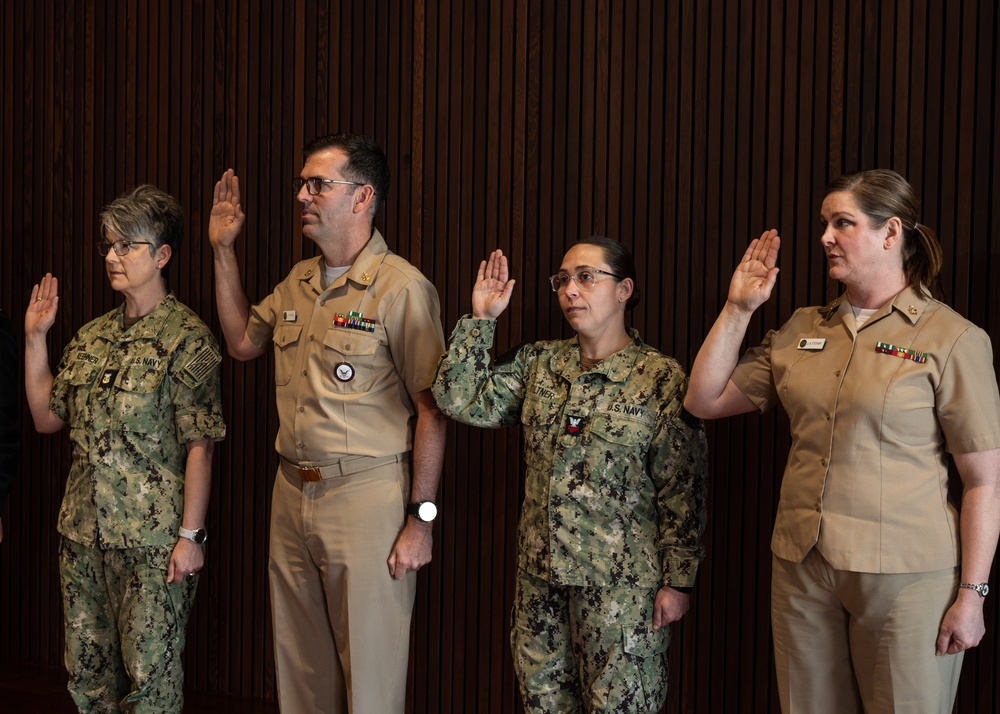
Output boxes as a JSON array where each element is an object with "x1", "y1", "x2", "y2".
[{"x1": 1, "y1": 1, "x2": 997, "y2": 712}]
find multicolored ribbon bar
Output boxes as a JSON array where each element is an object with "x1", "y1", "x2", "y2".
[
  {"x1": 875, "y1": 341, "x2": 927, "y2": 363},
  {"x1": 332, "y1": 310, "x2": 377, "y2": 333}
]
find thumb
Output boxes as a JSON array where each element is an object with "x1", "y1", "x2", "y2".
[{"x1": 935, "y1": 628, "x2": 950, "y2": 656}]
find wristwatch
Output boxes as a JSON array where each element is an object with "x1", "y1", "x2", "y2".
[
  {"x1": 407, "y1": 501, "x2": 438, "y2": 522},
  {"x1": 178, "y1": 527, "x2": 208, "y2": 544},
  {"x1": 958, "y1": 582, "x2": 989, "y2": 598}
]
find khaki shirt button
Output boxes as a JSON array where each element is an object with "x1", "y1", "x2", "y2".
[
  {"x1": 309, "y1": 335, "x2": 315, "y2": 341},
  {"x1": 815, "y1": 504, "x2": 822, "y2": 512},
  {"x1": 297, "y1": 442, "x2": 305, "y2": 448},
  {"x1": 825, "y1": 413, "x2": 831, "y2": 420},
  {"x1": 297, "y1": 406, "x2": 305, "y2": 413},
  {"x1": 820, "y1": 458, "x2": 827, "y2": 467},
  {"x1": 835, "y1": 370, "x2": 842, "y2": 377},
  {"x1": 302, "y1": 370, "x2": 307, "y2": 376},
  {"x1": 319, "y1": 300, "x2": 326, "y2": 307}
]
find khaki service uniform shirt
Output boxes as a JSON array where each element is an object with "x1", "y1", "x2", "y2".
[
  {"x1": 732, "y1": 286, "x2": 1000, "y2": 573},
  {"x1": 246, "y1": 230, "x2": 445, "y2": 463},
  {"x1": 433, "y1": 317, "x2": 708, "y2": 589},
  {"x1": 50, "y1": 293, "x2": 226, "y2": 548}
]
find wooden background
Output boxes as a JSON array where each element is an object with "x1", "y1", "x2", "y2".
[{"x1": 2, "y1": 1, "x2": 998, "y2": 711}]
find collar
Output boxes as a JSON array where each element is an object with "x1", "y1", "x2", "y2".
[
  {"x1": 551, "y1": 329, "x2": 643, "y2": 382},
  {"x1": 886, "y1": 285, "x2": 931, "y2": 325},
  {"x1": 820, "y1": 285, "x2": 931, "y2": 326},
  {"x1": 110, "y1": 292, "x2": 177, "y2": 342},
  {"x1": 294, "y1": 229, "x2": 391, "y2": 293}
]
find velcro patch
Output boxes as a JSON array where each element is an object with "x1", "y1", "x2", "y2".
[{"x1": 182, "y1": 345, "x2": 222, "y2": 386}]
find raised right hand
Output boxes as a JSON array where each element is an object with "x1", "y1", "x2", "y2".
[
  {"x1": 208, "y1": 169, "x2": 246, "y2": 249},
  {"x1": 727, "y1": 229, "x2": 781, "y2": 314},
  {"x1": 471, "y1": 249, "x2": 516, "y2": 320},
  {"x1": 25, "y1": 273, "x2": 59, "y2": 337}
]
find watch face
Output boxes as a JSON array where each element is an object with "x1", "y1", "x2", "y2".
[
  {"x1": 416, "y1": 502, "x2": 437, "y2": 521},
  {"x1": 193, "y1": 529, "x2": 208, "y2": 544}
]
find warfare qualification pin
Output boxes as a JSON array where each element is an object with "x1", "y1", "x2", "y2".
[{"x1": 335, "y1": 362, "x2": 355, "y2": 382}]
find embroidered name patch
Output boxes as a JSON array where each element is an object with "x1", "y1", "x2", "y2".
[{"x1": 875, "y1": 341, "x2": 928, "y2": 363}]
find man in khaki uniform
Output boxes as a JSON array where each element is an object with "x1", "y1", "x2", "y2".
[{"x1": 208, "y1": 133, "x2": 447, "y2": 714}]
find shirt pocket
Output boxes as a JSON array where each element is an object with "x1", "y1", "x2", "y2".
[
  {"x1": 321, "y1": 329, "x2": 384, "y2": 393},
  {"x1": 61, "y1": 360, "x2": 104, "y2": 442},
  {"x1": 272, "y1": 325, "x2": 303, "y2": 386},
  {"x1": 588, "y1": 413, "x2": 654, "y2": 488},
  {"x1": 520, "y1": 394, "x2": 562, "y2": 455},
  {"x1": 116, "y1": 364, "x2": 168, "y2": 439}
]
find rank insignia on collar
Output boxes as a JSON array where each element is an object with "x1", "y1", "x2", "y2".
[
  {"x1": 361, "y1": 272, "x2": 371, "y2": 282},
  {"x1": 566, "y1": 415, "x2": 584, "y2": 435}
]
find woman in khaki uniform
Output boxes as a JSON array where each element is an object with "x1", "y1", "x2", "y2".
[{"x1": 685, "y1": 169, "x2": 1000, "y2": 713}]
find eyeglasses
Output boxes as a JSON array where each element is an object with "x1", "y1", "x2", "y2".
[
  {"x1": 291, "y1": 176, "x2": 364, "y2": 196},
  {"x1": 549, "y1": 268, "x2": 623, "y2": 292},
  {"x1": 96, "y1": 239, "x2": 154, "y2": 257}
]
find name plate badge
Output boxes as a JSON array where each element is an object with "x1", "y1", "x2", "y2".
[{"x1": 797, "y1": 338, "x2": 827, "y2": 351}]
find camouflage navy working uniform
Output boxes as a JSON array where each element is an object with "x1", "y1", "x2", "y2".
[
  {"x1": 432, "y1": 317, "x2": 708, "y2": 713},
  {"x1": 50, "y1": 293, "x2": 225, "y2": 713}
]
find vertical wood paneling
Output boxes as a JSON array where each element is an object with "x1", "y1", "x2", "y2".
[{"x1": 1, "y1": 2, "x2": 998, "y2": 712}]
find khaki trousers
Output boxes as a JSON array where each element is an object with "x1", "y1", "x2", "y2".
[
  {"x1": 771, "y1": 550, "x2": 963, "y2": 714},
  {"x1": 268, "y1": 458, "x2": 416, "y2": 714}
]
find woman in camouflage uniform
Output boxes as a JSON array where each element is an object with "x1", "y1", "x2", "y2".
[
  {"x1": 432, "y1": 236, "x2": 708, "y2": 713},
  {"x1": 24, "y1": 186, "x2": 226, "y2": 713}
]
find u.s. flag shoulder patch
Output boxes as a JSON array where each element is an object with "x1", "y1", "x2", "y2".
[{"x1": 181, "y1": 345, "x2": 222, "y2": 386}]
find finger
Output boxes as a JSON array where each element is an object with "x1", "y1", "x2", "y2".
[
  {"x1": 740, "y1": 239, "x2": 760, "y2": 264},
  {"x1": 763, "y1": 230, "x2": 781, "y2": 268},
  {"x1": 501, "y1": 279, "x2": 516, "y2": 303},
  {"x1": 935, "y1": 628, "x2": 952, "y2": 656},
  {"x1": 497, "y1": 254, "x2": 510, "y2": 283},
  {"x1": 230, "y1": 172, "x2": 241, "y2": 205}
]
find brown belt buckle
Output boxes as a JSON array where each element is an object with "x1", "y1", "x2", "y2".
[{"x1": 297, "y1": 466, "x2": 323, "y2": 482}]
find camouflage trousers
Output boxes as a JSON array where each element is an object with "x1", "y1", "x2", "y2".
[
  {"x1": 511, "y1": 569, "x2": 670, "y2": 713},
  {"x1": 59, "y1": 537, "x2": 199, "y2": 713}
]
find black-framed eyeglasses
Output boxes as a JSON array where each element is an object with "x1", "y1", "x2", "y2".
[
  {"x1": 291, "y1": 176, "x2": 364, "y2": 196},
  {"x1": 96, "y1": 239, "x2": 154, "y2": 257},
  {"x1": 549, "y1": 268, "x2": 622, "y2": 292}
]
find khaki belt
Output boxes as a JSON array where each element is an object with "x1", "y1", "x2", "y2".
[{"x1": 279, "y1": 453, "x2": 407, "y2": 483}]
